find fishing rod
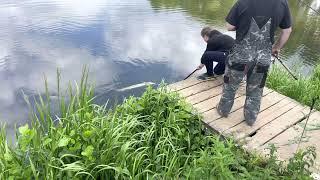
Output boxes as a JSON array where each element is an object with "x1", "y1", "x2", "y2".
[
  {"x1": 297, "y1": 0, "x2": 320, "y2": 15},
  {"x1": 273, "y1": 55, "x2": 299, "y2": 80},
  {"x1": 296, "y1": 96, "x2": 319, "y2": 153},
  {"x1": 184, "y1": 69, "x2": 198, "y2": 80},
  {"x1": 272, "y1": 55, "x2": 319, "y2": 152}
]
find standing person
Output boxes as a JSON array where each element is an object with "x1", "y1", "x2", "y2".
[
  {"x1": 217, "y1": 0, "x2": 292, "y2": 126},
  {"x1": 197, "y1": 27, "x2": 235, "y2": 80}
]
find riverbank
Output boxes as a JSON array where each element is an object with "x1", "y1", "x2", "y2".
[
  {"x1": 0, "y1": 69, "x2": 316, "y2": 179},
  {"x1": 267, "y1": 65, "x2": 320, "y2": 111}
]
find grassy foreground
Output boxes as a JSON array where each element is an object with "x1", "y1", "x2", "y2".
[
  {"x1": 267, "y1": 65, "x2": 320, "y2": 111},
  {"x1": 0, "y1": 69, "x2": 317, "y2": 179}
]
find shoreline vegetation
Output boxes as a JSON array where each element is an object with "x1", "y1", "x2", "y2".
[
  {"x1": 267, "y1": 64, "x2": 320, "y2": 111},
  {"x1": 0, "y1": 67, "x2": 318, "y2": 179}
]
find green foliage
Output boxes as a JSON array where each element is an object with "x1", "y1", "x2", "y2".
[
  {"x1": 0, "y1": 68, "x2": 316, "y2": 179},
  {"x1": 267, "y1": 65, "x2": 320, "y2": 111}
]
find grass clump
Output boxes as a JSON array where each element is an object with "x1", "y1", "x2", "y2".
[
  {"x1": 0, "y1": 69, "x2": 316, "y2": 179},
  {"x1": 267, "y1": 65, "x2": 320, "y2": 110}
]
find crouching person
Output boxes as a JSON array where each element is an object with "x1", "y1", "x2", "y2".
[{"x1": 197, "y1": 27, "x2": 235, "y2": 80}]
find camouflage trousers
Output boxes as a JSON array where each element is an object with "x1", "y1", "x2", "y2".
[{"x1": 217, "y1": 58, "x2": 270, "y2": 126}]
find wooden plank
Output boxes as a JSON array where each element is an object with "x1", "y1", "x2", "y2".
[
  {"x1": 208, "y1": 91, "x2": 287, "y2": 134},
  {"x1": 260, "y1": 111, "x2": 320, "y2": 172},
  {"x1": 185, "y1": 85, "x2": 222, "y2": 105},
  {"x1": 244, "y1": 105, "x2": 309, "y2": 149},
  {"x1": 225, "y1": 99, "x2": 298, "y2": 140},
  {"x1": 194, "y1": 92, "x2": 246, "y2": 114},
  {"x1": 186, "y1": 81, "x2": 256, "y2": 106},
  {"x1": 178, "y1": 78, "x2": 224, "y2": 97},
  {"x1": 263, "y1": 88, "x2": 273, "y2": 95},
  {"x1": 235, "y1": 84, "x2": 273, "y2": 97},
  {"x1": 206, "y1": 95, "x2": 246, "y2": 122},
  {"x1": 201, "y1": 88, "x2": 274, "y2": 125},
  {"x1": 264, "y1": 113, "x2": 320, "y2": 145},
  {"x1": 168, "y1": 76, "x2": 223, "y2": 92},
  {"x1": 234, "y1": 86, "x2": 273, "y2": 97},
  {"x1": 206, "y1": 107, "x2": 243, "y2": 133},
  {"x1": 167, "y1": 77, "x2": 204, "y2": 91},
  {"x1": 194, "y1": 94, "x2": 224, "y2": 114}
]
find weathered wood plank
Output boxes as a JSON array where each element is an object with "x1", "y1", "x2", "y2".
[
  {"x1": 224, "y1": 99, "x2": 298, "y2": 140},
  {"x1": 201, "y1": 88, "x2": 274, "y2": 125},
  {"x1": 261, "y1": 111, "x2": 320, "y2": 172},
  {"x1": 178, "y1": 78, "x2": 224, "y2": 97},
  {"x1": 194, "y1": 94, "x2": 223, "y2": 114},
  {"x1": 186, "y1": 81, "x2": 251, "y2": 106},
  {"x1": 208, "y1": 91, "x2": 287, "y2": 134},
  {"x1": 186, "y1": 82, "x2": 253, "y2": 113},
  {"x1": 262, "y1": 88, "x2": 271, "y2": 95},
  {"x1": 236, "y1": 84, "x2": 274, "y2": 97},
  {"x1": 185, "y1": 85, "x2": 223, "y2": 105},
  {"x1": 244, "y1": 105, "x2": 309, "y2": 149},
  {"x1": 201, "y1": 95, "x2": 246, "y2": 125},
  {"x1": 207, "y1": 107, "x2": 243, "y2": 133},
  {"x1": 194, "y1": 92, "x2": 246, "y2": 114},
  {"x1": 166, "y1": 77, "x2": 204, "y2": 91}
]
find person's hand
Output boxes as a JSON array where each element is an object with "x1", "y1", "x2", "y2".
[
  {"x1": 197, "y1": 64, "x2": 205, "y2": 70},
  {"x1": 272, "y1": 47, "x2": 280, "y2": 58}
]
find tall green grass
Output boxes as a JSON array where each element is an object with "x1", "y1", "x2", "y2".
[
  {"x1": 267, "y1": 65, "x2": 320, "y2": 110},
  {"x1": 0, "y1": 68, "x2": 316, "y2": 179}
]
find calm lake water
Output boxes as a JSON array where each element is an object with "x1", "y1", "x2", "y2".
[{"x1": 0, "y1": 0, "x2": 319, "y2": 136}]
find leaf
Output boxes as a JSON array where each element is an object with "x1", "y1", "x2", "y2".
[
  {"x1": 4, "y1": 152, "x2": 13, "y2": 161},
  {"x1": 29, "y1": 157, "x2": 38, "y2": 179},
  {"x1": 19, "y1": 124, "x2": 30, "y2": 135},
  {"x1": 83, "y1": 130, "x2": 93, "y2": 139},
  {"x1": 81, "y1": 145, "x2": 94, "y2": 158},
  {"x1": 85, "y1": 112, "x2": 92, "y2": 119},
  {"x1": 70, "y1": 130, "x2": 76, "y2": 136},
  {"x1": 69, "y1": 142, "x2": 81, "y2": 151},
  {"x1": 43, "y1": 138, "x2": 52, "y2": 146},
  {"x1": 18, "y1": 127, "x2": 35, "y2": 151},
  {"x1": 137, "y1": 105, "x2": 144, "y2": 111},
  {"x1": 58, "y1": 137, "x2": 70, "y2": 147}
]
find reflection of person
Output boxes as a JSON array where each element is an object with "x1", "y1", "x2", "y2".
[
  {"x1": 217, "y1": 0, "x2": 292, "y2": 126},
  {"x1": 197, "y1": 27, "x2": 235, "y2": 80}
]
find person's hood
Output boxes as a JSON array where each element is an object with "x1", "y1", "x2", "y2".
[{"x1": 209, "y1": 30, "x2": 222, "y2": 38}]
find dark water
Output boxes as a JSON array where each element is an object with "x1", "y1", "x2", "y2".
[{"x1": 0, "y1": 0, "x2": 319, "y2": 135}]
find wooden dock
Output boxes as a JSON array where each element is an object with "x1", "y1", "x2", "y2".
[{"x1": 168, "y1": 76, "x2": 320, "y2": 173}]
